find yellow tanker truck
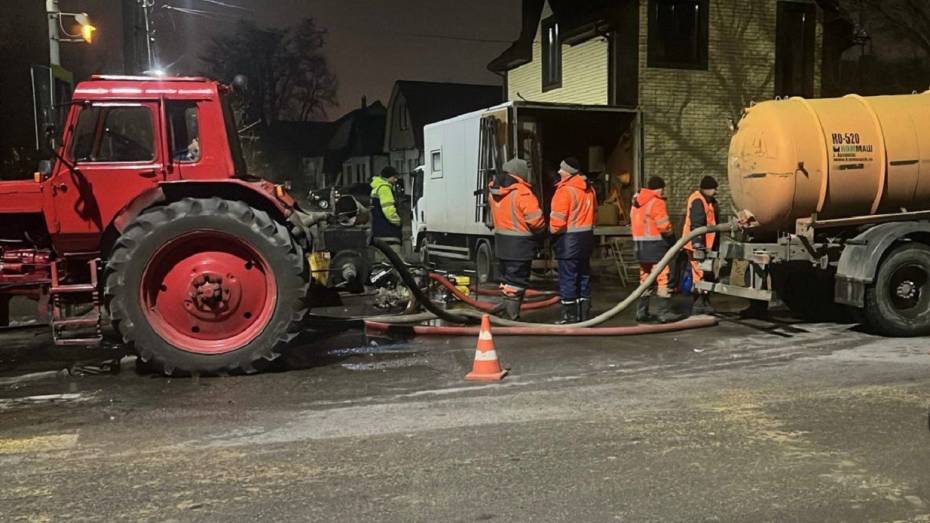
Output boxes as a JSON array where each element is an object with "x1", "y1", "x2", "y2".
[{"x1": 704, "y1": 91, "x2": 930, "y2": 336}]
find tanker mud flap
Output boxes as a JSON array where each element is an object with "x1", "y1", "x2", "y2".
[{"x1": 835, "y1": 222, "x2": 930, "y2": 308}]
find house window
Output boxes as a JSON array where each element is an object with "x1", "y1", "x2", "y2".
[
  {"x1": 361, "y1": 163, "x2": 367, "y2": 180},
  {"x1": 408, "y1": 158, "x2": 416, "y2": 174},
  {"x1": 399, "y1": 101, "x2": 409, "y2": 131},
  {"x1": 648, "y1": 0, "x2": 709, "y2": 70},
  {"x1": 541, "y1": 17, "x2": 562, "y2": 91},
  {"x1": 775, "y1": 1, "x2": 816, "y2": 98}
]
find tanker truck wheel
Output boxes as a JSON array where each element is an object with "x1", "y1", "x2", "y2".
[
  {"x1": 105, "y1": 198, "x2": 309, "y2": 375},
  {"x1": 864, "y1": 243, "x2": 930, "y2": 337}
]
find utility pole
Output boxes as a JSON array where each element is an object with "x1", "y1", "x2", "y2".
[
  {"x1": 141, "y1": 0, "x2": 156, "y2": 71},
  {"x1": 47, "y1": 0, "x2": 61, "y2": 66}
]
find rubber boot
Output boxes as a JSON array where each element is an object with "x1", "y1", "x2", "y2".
[
  {"x1": 578, "y1": 298, "x2": 592, "y2": 322},
  {"x1": 556, "y1": 300, "x2": 579, "y2": 324},
  {"x1": 654, "y1": 296, "x2": 685, "y2": 324},
  {"x1": 690, "y1": 293, "x2": 714, "y2": 316},
  {"x1": 502, "y1": 295, "x2": 523, "y2": 321},
  {"x1": 635, "y1": 295, "x2": 657, "y2": 323}
]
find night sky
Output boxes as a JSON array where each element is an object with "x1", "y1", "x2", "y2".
[{"x1": 157, "y1": 0, "x2": 522, "y2": 118}]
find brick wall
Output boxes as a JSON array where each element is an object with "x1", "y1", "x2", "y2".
[
  {"x1": 638, "y1": 0, "x2": 823, "y2": 224},
  {"x1": 504, "y1": 0, "x2": 824, "y2": 224}
]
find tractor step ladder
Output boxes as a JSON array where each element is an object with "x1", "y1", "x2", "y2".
[{"x1": 50, "y1": 258, "x2": 103, "y2": 347}]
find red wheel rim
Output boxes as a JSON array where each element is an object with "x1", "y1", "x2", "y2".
[{"x1": 140, "y1": 231, "x2": 278, "y2": 355}]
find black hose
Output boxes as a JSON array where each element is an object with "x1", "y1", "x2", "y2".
[{"x1": 369, "y1": 238, "x2": 474, "y2": 324}]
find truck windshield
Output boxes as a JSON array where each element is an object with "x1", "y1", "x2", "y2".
[{"x1": 220, "y1": 93, "x2": 248, "y2": 177}]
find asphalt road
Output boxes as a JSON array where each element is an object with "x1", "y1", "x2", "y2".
[{"x1": 2, "y1": 296, "x2": 930, "y2": 522}]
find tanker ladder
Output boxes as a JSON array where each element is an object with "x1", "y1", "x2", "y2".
[{"x1": 49, "y1": 257, "x2": 103, "y2": 347}]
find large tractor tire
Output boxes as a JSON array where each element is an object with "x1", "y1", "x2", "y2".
[
  {"x1": 105, "y1": 198, "x2": 309, "y2": 375},
  {"x1": 863, "y1": 243, "x2": 930, "y2": 336}
]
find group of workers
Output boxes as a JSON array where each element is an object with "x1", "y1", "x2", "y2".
[{"x1": 368, "y1": 160, "x2": 719, "y2": 325}]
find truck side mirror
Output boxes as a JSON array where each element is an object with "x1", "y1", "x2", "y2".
[{"x1": 37, "y1": 159, "x2": 52, "y2": 177}]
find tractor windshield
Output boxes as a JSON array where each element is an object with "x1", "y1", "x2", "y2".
[{"x1": 220, "y1": 92, "x2": 248, "y2": 177}]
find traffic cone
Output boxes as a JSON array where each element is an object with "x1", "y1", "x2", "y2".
[{"x1": 465, "y1": 314, "x2": 508, "y2": 382}]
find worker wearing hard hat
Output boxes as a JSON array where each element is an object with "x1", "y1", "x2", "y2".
[
  {"x1": 550, "y1": 157, "x2": 597, "y2": 324},
  {"x1": 631, "y1": 176, "x2": 683, "y2": 324},
  {"x1": 488, "y1": 158, "x2": 546, "y2": 320},
  {"x1": 370, "y1": 166, "x2": 403, "y2": 251},
  {"x1": 682, "y1": 175, "x2": 721, "y2": 315}
]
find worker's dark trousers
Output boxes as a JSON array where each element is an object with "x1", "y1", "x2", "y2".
[
  {"x1": 499, "y1": 259, "x2": 532, "y2": 290},
  {"x1": 557, "y1": 258, "x2": 591, "y2": 301}
]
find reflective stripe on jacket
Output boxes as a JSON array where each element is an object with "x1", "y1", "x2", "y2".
[
  {"x1": 682, "y1": 190, "x2": 718, "y2": 251},
  {"x1": 370, "y1": 176, "x2": 402, "y2": 239},
  {"x1": 631, "y1": 188, "x2": 672, "y2": 263},
  {"x1": 550, "y1": 175, "x2": 596, "y2": 260},
  {"x1": 490, "y1": 174, "x2": 545, "y2": 261}
]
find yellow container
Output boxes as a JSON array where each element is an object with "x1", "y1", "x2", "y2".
[
  {"x1": 308, "y1": 251, "x2": 331, "y2": 286},
  {"x1": 454, "y1": 275, "x2": 471, "y2": 296},
  {"x1": 729, "y1": 91, "x2": 930, "y2": 234}
]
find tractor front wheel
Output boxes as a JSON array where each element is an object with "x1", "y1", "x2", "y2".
[{"x1": 106, "y1": 198, "x2": 308, "y2": 374}]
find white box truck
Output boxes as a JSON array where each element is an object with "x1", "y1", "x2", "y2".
[{"x1": 411, "y1": 101, "x2": 640, "y2": 282}]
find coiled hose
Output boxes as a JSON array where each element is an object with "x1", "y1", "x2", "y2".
[{"x1": 370, "y1": 222, "x2": 735, "y2": 329}]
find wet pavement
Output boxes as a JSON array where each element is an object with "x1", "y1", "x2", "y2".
[{"x1": 2, "y1": 292, "x2": 930, "y2": 522}]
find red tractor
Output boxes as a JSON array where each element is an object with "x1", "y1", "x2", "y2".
[{"x1": 0, "y1": 75, "x2": 328, "y2": 374}]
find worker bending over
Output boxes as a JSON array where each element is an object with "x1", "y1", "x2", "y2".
[
  {"x1": 631, "y1": 176, "x2": 683, "y2": 324},
  {"x1": 682, "y1": 176, "x2": 721, "y2": 315},
  {"x1": 488, "y1": 159, "x2": 546, "y2": 320},
  {"x1": 370, "y1": 166, "x2": 403, "y2": 254},
  {"x1": 550, "y1": 157, "x2": 596, "y2": 324}
]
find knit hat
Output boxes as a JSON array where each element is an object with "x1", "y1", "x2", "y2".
[
  {"x1": 380, "y1": 166, "x2": 399, "y2": 179},
  {"x1": 700, "y1": 176, "x2": 719, "y2": 190},
  {"x1": 503, "y1": 158, "x2": 530, "y2": 181},
  {"x1": 560, "y1": 156, "x2": 581, "y2": 175},
  {"x1": 647, "y1": 176, "x2": 666, "y2": 190}
]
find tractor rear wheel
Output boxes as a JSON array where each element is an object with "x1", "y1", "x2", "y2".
[{"x1": 106, "y1": 198, "x2": 308, "y2": 375}]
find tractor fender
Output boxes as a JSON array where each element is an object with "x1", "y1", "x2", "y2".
[
  {"x1": 112, "y1": 179, "x2": 293, "y2": 235},
  {"x1": 834, "y1": 221, "x2": 930, "y2": 307},
  {"x1": 105, "y1": 179, "x2": 311, "y2": 257}
]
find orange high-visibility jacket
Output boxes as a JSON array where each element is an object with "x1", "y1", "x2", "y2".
[
  {"x1": 490, "y1": 174, "x2": 545, "y2": 260},
  {"x1": 550, "y1": 174, "x2": 596, "y2": 259},
  {"x1": 682, "y1": 190, "x2": 718, "y2": 251},
  {"x1": 631, "y1": 188, "x2": 672, "y2": 263}
]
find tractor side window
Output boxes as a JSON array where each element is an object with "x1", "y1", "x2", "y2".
[
  {"x1": 72, "y1": 105, "x2": 155, "y2": 163},
  {"x1": 167, "y1": 102, "x2": 201, "y2": 163}
]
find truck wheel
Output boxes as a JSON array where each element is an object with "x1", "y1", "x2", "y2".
[
  {"x1": 864, "y1": 243, "x2": 930, "y2": 336},
  {"x1": 105, "y1": 198, "x2": 309, "y2": 375},
  {"x1": 475, "y1": 241, "x2": 495, "y2": 284}
]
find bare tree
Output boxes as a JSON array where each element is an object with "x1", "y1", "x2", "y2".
[
  {"x1": 201, "y1": 18, "x2": 338, "y2": 124},
  {"x1": 860, "y1": 0, "x2": 930, "y2": 57}
]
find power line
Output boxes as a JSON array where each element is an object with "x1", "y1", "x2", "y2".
[{"x1": 188, "y1": 0, "x2": 251, "y2": 12}]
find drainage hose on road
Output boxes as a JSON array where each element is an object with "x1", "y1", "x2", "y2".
[
  {"x1": 370, "y1": 222, "x2": 736, "y2": 331},
  {"x1": 428, "y1": 273, "x2": 560, "y2": 313},
  {"x1": 365, "y1": 315, "x2": 718, "y2": 336}
]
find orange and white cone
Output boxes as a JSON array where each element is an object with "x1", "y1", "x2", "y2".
[{"x1": 465, "y1": 314, "x2": 508, "y2": 382}]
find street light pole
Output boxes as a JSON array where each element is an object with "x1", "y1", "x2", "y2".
[
  {"x1": 141, "y1": 0, "x2": 155, "y2": 71},
  {"x1": 46, "y1": 0, "x2": 61, "y2": 66}
]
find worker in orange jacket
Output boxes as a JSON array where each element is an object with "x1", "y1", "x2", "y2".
[
  {"x1": 550, "y1": 157, "x2": 597, "y2": 324},
  {"x1": 489, "y1": 158, "x2": 546, "y2": 320},
  {"x1": 631, "y1": 176, "x2": 683, "y2": 324},
  {"x1": 682, "y1": 175, "x2": 721, "y2": 315}
]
